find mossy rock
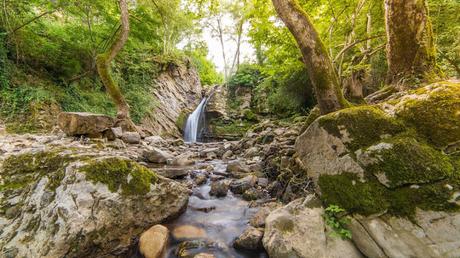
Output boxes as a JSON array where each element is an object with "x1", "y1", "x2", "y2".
[
  {"x1": 395, "y1": 81, "x2": 460, "y2": 148},
  {"x1": 361, "y1": 137, "x2": 454, "y2": 188},
  {"x1": 0, "y1": 151, "x2": 71, "y2": 193},
  {"x1": 176, "y1": 111, "x2": 189, "y2": 133},
  {"x1": 80, "y1": 157, "x2": 158, "y2": 196},
  {"x1": 318, "y1": 105, "x2": 405, "y2": 152}
]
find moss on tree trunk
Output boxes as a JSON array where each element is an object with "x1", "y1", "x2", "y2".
[
  {"x1": 385, "y1": 0, "x2": 438, "y2": 87},
  {"x1": 271, "y1": 0, "x2": 349, "y2": 115},
  {"x1": 96, "y1": 0, "x2": 137, "y2": 131}
]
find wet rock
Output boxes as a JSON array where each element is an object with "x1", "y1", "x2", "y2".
[
  {"x1": 57, "y1": 112, "x2": 114, "y2": 137},
  {"x1": 209, "y1": 181, "x2": 229, "y2": 197},
  {"x1": 230, "y1": 175, "x2": 258, "y2": 194},
  {"x1": 263, "y1": 196, "x2": 362, "y2": 258},
  {"x1": 122, "y1": 131, "x2": 141, "y2": 144},
  {"x1": 194, "y1": 174, "x2": 208, "y2": 185},
  {"x1": 157, "y1": 168, "x2": 189, "y2": 179},
  {"x1": 143, "y1": 147, "x2": 174, "y2": 163},
  {"x1": 176, "y1": 240, "x2": 219, "y2": 258},
  {"x1": 172, "y1": 225, "x2": 207, "y2": 240},
  {"x1": 233, "y1": 226, "x2": 264, "y2": 250},
  {"x1": 139, "y1": 225, "x2": 169, "y2": 258},
  {"x1": 242, "y1": 188, "x2": 265, "y2": 201},
  {"x1": 191, "y1": 206, "x2": 216, "y2": 213}
]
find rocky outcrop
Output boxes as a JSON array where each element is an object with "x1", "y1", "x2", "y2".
[
  {"x1": 58, "y1": 112, "x2": 115, "y2": 137},
  {"x1": 205, "y1": 85, "x2": 228, "y2": 119},
  {"x1": 263, "y1": 196, "x2": 363, "y2": 258},
  {"x1": 295, "y1": 81, "x2": 460, "y2": 257},
  {"x1": 0, "y1": 144, "x2": 189, "y2": 257},
  {"x1": 141, "y1": 61, "x2": 202, "y2": 137}
]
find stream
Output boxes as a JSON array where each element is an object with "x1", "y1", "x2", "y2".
[{"x1": 164, "y1": 160, "x2": 267, "y2": 258}]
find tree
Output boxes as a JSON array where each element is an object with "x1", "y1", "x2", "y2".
[
  {"x1": 385, "y1": 0, "x2": 437, "y2": 86},
  {"x1": 96, "y1": 0, "x2": 136, "y2": 131},
  {"x1": 271, "y1": 0, "x2": 348, "y2": 114}
]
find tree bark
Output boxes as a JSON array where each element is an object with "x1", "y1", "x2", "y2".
[
  {"x1": 385, "y1": 0, "x2": 437, "y2": 87},
  {"x1": 271, "y1": 0, "x2": 348, "y2": 114},
  {"x1": 96, "y1": 0, "x2": 134, "y2": 129}
]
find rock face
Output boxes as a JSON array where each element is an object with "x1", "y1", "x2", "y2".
[
  {"x1": 141, "y1": 61, "x2": 202, "y2": 137},
  {"x1": 263, "y1": 196, "x2": 362, "y2": 258},
  {"x1": 139, "y1": 225, "x2": 169, "y2": 258},
  {"x1": 0, "y1": 149, "x2": 189, "y2": 257},
  {"x1": 57, "y1": 112, "x2": 114, "y2": 137},
  {"x1": 295, "y1": 81, "x2": 460, "y2": 257},
  {"x1": 205, "y1": 85, "x2": 228, "y2": 119}
]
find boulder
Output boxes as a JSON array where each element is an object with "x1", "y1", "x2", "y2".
[
  {"x1": 262, "y1": 196, "x2": 362, "y2": 258},
  {"x1": 143, "y1": 147, "x2": 174, "y2": 163},
  {"x1": 294, "y1": 82, "x2": 460, "y2": 257},
  {"x1": 145, "y1": 135, "x2": 165, "y2": 145},
  {"x1": 249, "y1": 202, "x2": 282, "y2": 228},
  {"x1": 194, "y1": 174, "x2": 208, "y2": 185},
  {"x1": 171, "y1": 152, "x2": 195, "y2": 166},
  {"x1": 209, "y1": 181, "x2": 229, "y2": 197},
  {"x1": 139, "y1": 225, "x2": 169, "y2": 258},
  {"x1": 233, "y1": 226, "x2": 264, "y2": 250},
  {"x1": 157, "y1": 167, "x2": 189, "y2": 179},
  {"x1": 121, "y1": 131, "x2": 141, "y2": 144},
  {"x1": 0, "y1": 151, "x2": 189, "y2": 257},
  {"x1": 57, "y1": 112, "x2": 114, "y2": 137},
  {"x1": 229, "y1": 175, "x2": 258, "y2": 194}
]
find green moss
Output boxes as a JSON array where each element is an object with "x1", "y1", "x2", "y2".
[
  {"x1": 242, "y1": 109, "x2": 258, "y2": 122},
  {"x1": 210, "y1": 118, "x2": 255, "y2": 137},
  {"x1": 0, "y1": 151, "x2": 71, "y2": 192},
  {"x1": 318, "y1": 105, "x2": 405, "y2": 151},
  {"x1": 176, "y1": 111, "x2": 189, "y2": 132},
  {"x1": 396, "y1": 82, "x2": 460, "y2": 147},
  {"x1": 80, "y1": 158, "x2": 158, "y2": 196},
  {"x1": 319, "y1": 173, "x2": 389, "y2": 215},
  {"x1": 300, "y1": 107, "x2": 320, "y2": 134},
  {"x1": 363, "y1": 137, "x2": 454, "y2": 188}
]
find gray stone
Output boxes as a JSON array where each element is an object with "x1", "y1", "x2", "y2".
[
  {"x1": 230, "y1": 175, "x2": 258, "y2": 194},
  {"x1": 143, "y1": 148, "x2": 174, "y2": 164},
  {"x1": 121, "y1": 131, "x2": 141, "y2": 144},
  {"x1": 209, "y1": 181, "x2": 229, "y2": 197},
  {"x1": 233, "y1": 226, "x2": 264, "y2": 250}
]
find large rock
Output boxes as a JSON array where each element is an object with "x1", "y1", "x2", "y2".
[
  {"x1": 263, "y1": 196, "x2": 363, "y2": 258},
  {"x1": 294, "y1": 81, "x2": 460, "y2": 257},
  {"x1": 205, "y1": 85, "x2": 228, "y2": 119},
  {"x1": 139, "y1": 225, "x2": 169, "y2": 258},
  {"x1": 57, "y1": 112, "x2": 114, "y2": 137},
  {"x1": 233, "y1": 226, "x2": 264, "y2": 250},
  {"x1": 143, "y1": 147, "x2": 174, "y2": 164},
  {"x1": 0, "y1": 151, "x2": 189, "y2": 257}
]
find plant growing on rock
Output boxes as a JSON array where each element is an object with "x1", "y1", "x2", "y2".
[{"x1": 324, "y1": 204, "x2": 352, "y2": 240}]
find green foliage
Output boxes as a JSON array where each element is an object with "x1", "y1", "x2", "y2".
[
  {"x1": 186, "y1": 43, "x2": 223, "y2": 86},
  {"x1": 228, "y1": 64, "x2": 263, "y2": 90},
  {"x1": 0, "y1": 32, "x2": 8, "y2": 89},
  {"x1": 324, "y1": 205, "x2": 352, "y2": 240}
]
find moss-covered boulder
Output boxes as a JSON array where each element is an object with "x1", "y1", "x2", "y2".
[
  {"x1": 295, "y1": 81, "x2": 460, "y2": 257},
  {"x1": 0, "y1": 150, "x2": 188, "y2": 257}
]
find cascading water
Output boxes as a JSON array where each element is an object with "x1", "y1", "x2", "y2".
[{"x1": 184, "y1": 98, "x2": 208, "y2": 143}]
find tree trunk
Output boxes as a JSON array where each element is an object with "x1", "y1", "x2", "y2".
[
  {"x1": 385, "y1": 0, "x2": 437, "y2": 87},
  {"x1": 96, "y1": 0, "x2": 136, "y2": 130},
  {"x1": 271, "y1": 0, "x2": 348, "y2": 115}
]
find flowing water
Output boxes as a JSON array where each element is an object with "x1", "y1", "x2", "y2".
[
  {"x1": 164, "y1": 160, "x2": 268, "y2": 258},
  {"x1": 184, "y1": 98, "x2": 208, "y2": 143}
]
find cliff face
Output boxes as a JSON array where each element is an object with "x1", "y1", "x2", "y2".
[{"x1": 141, "y1": 62, "x2": 203, "y2": 137}]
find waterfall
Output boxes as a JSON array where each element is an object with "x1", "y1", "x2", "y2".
[{"x1": 184, "y1": 98, "x2": 208, "y2": 143}]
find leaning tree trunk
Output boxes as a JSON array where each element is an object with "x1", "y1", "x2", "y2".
[
  {"x1": 271, "y1": 0, "x2": 348, "y2": 114},
  {"x1": 96, "y1": 0, "x2": 137, "y2": 131},
  {"x1": 385, "y1": 0, "x2": 437, "y2": 87}
]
